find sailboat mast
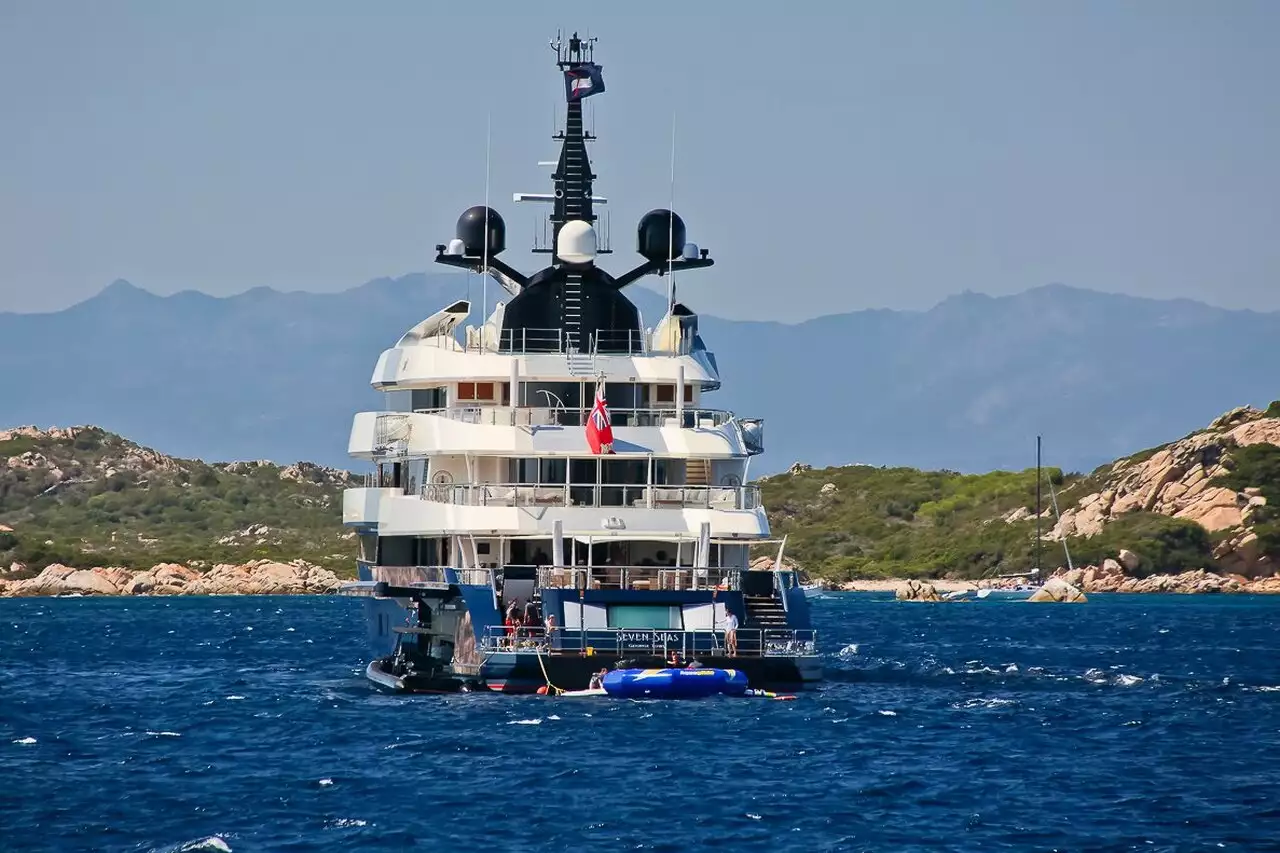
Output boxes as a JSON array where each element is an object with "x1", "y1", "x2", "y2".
[{"x1": 1035, "y1": 435, "x2": 1042, "y2": 577}]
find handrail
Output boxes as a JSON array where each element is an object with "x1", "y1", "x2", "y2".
[
  {"x1": 536, "y1": 564, "x2": 735, "y2": 592},
  {"x1": 411, "y1": 406, "x2": 736, "y2": 429},
  {"x1": 419, "y1": 482, "x2": 761, "y2": 511},
  {"x1": 403, "y1": 324, "x2": 690, "y2": 356},
  {"x1": 478, "y1": 625, "x2": 818, "y2": 658},
  {"x1": 358, "y1": 564, "x2": 494, "y2": 588}
]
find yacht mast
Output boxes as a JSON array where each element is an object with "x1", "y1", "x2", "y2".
[{"x1": 1035, "y1": 434, "x2": 1042, "y2": 579}]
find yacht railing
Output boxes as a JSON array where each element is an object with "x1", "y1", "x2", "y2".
[
  {"x1": 419, "y1": 482, "x2": 761, "y2": 510},
  {"x1": 360, "y1": 564, "x2": 494, "y2": 588},
  {"x1": 535, "y1": 564, "x2": 738, "y2": 592},
  {"x1": 491, "y1": 328, "x2": 660, "y2": 356},
  {"x1": 418, "y1": 326, "x2": 689, "y2": 356},
  {"x1": 412, "y1": 406, "x2": 735, "y2": 429},
  {"x1": 479, "y1": 625, "x2": 819, "y2": 658}
]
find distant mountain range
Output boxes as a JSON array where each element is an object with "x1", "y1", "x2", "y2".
[{"x1": 1, "y1": 276, "x2": 1276, "y2": 474}]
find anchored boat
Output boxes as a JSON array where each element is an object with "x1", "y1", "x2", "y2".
[{"x1": 338, "y1": 33, "x2": 822, "y2": 694}]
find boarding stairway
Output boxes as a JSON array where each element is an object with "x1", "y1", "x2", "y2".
[{"x1": 743, "y1": 595, "x2": 788, "y2": 629}]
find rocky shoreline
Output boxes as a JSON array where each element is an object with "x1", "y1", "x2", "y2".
[
  {"x1": 821, "y1": 565, "x2": 1280, "y2": 596},
  {"x1": 0, "y1": 559, "x2": 343, "y2": 597}
]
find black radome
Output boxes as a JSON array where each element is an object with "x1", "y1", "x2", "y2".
[
  {"x1": 636, "y1": 209, "x2": 686, "y2": 262},
  {"x1": 456, "y1": 206, "x2": 506, "y2": 257}
]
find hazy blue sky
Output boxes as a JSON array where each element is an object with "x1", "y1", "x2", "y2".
[{"x1": 2, "y1": 1, "x2": 1277, "y2": 321}]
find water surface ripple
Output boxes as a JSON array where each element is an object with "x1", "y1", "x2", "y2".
[{"x1": 3, "y1": 594, "x2": 1279, "y2": 851}]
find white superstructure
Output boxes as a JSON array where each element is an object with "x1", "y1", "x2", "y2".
[{"x1": 342, "y1": 299, "x2": 769, "y2": 570}]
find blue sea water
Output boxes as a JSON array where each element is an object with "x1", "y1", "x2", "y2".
[{"x1": 2, "y1": 594, "x2": 1280, "y2": 852}]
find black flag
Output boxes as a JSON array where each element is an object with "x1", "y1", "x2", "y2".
[{"x1": 564, "y1": 63, "x2": 605, "y2": 102}]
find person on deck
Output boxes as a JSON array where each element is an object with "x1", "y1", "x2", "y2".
[
  {"x1": 724, "y1": 609, "x2": 739, "y2": 657},
  {"x1": 588, "y1": 668, "x2": 608, "y2": 690}
]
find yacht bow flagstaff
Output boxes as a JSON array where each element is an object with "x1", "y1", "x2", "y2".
[{"x1": 340, "y1": 33, "x2": 821, "y2": 693}]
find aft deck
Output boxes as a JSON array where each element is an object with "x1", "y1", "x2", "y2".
[{"x1": 478, "y1": 625, "x2": 819, "y2": 659}]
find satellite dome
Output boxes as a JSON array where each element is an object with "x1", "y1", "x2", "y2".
[
  {"x1": 557, "y1": 220, "x2": 597, "y2": 265},
  {"x1": 456, "y1": 206, "x2": 506, "y2": 257},
  {"x1": 637, "y1": 209, "x2": 686, "y2": 262}
]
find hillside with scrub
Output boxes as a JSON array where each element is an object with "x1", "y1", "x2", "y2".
[
  {"x1": 0, "y1": 426, "x2": 355, "y2": 578},
  {"x1": 760, "y1": 404, "x2": 1280, "y2": 583}
]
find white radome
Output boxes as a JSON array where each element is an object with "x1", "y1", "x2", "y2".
[{"x1": 556, "y1": 219, "x2": 597, "y2": 264}]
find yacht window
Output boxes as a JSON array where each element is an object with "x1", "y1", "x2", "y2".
[
  {"x1": 457, "y1": 382, "x2": 496, "y2": 402},
  {"x1": 512, "y1": 459, "x2": 538, "y2": 484},
  {"x1": 602, "y1": 459, "x2": 647, "y2": 484},
  {"x1": 653, "y1": 384, "x2": 695, "y2": 404},
  {"x1": 539, "y1": 458, "x2": 568, "y2": 485},
  {"x1": 608, "y1": 605, "x2": 682, "y2": 630},
  {"x1": 411, "y1": 387, "x2": 446, "y2": 411}
]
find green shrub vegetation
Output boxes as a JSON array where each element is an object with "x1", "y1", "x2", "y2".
[
  {"x1": 0, "y1": 429, "x2": 356, "y2": 577},
  {"x1": 1066, "y1": 513, "x2": 1215, "y2": 577},
  {"x1": 1212, "y1": 443, "x2": 1280, "y2": 561},
  {"x1": 758, "y1": 465, "x2": 1069, "y2": 581}
]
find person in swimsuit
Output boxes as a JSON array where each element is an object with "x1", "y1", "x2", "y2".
[{"x1": 724, "y1": 609, "x2": 739, "y2": 657}]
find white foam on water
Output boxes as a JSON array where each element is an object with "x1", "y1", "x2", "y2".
[
  {"x1": 877, "y1": 709, "x2": 898, "y2": 716},
  {"x1": 1158, "y1": 628, "x2": 1170, "y2": 634},
  {"x1": 508, "y1": 718, "x2": 542, "y2": 725},
  {"x1": 327, "y1": 819, "x2": 368, "y2": 828},
  {"x1": 952, "y1": 698, "x2": 1017, "y2": 711},
  {"x1": 286, "y1": 627, "x2": 296, "y2": 632},
  {"x1": 746, "y1": 813, "x2": 762, "y2": 820},
  {"x1": 225, "y1": 695, "x2": 246, "y2": 701},
  {"x1": 1116, "y1": 674, "x2": 1144, "y2": 687},
  {"x1": 319, "y1": 778, "x2": 334, "y2": 786},
  {"x1": 13, "y1": 737, "x2": 37, "y2": 745},
  {"x1": 1249, "y1": 685, "x2": 1280, "y2": 692},
  {"x1": 171, "y1": 837, "x2": 232, "y2": 853},
  {"x1": 385, "y1": 739, "x2": 430, "y2": 750},
  {"x1": 245, "y1": 626, "x2": 253, "y2": 631},
  {"x1": 546, "y1": 714, "x2": 561, "y2": 720},
  {"x1": 1004, "y1": 664, "x2": 1019, "y2": 673},
  {"x1": 146, "y1": 731, "x2": 182, "y2": 737},
  {"x1": 965, "y1": 665, "x2": 1001, "y2": 675},
  {"x1": 838, "y1": 643, "x2": 860, "y2": 657}
]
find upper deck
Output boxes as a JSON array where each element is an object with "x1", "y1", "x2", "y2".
[{"x1": 369, "y1": 306, "x2": 720, "y2": 390}]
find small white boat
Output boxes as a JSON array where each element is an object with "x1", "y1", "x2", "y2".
[
  {"x1": 800, "y1": 583, "x2": 825, "y2": 598},
  {"x1": 557, "y1": 687, "x2": 607, "y2": 698},
  {"x1": 975, "y1": 586, "x2": 1037, "y2": 602}
]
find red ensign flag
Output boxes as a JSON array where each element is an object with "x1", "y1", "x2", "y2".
[{"x1": 585, "y1": 386, "x2": 614, "y2": 454}]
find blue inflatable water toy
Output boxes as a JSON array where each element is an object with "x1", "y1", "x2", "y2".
[{"x1": 601, "y1": 668, "x2": 749, "y2": 699}]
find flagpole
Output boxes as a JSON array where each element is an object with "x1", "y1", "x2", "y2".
[
  {"x1": 482, "y1": 112, "x2": 492, "y2": 343},
  {"x1": 667, "y1": 111, "x2": 676, "y2": 311}
]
